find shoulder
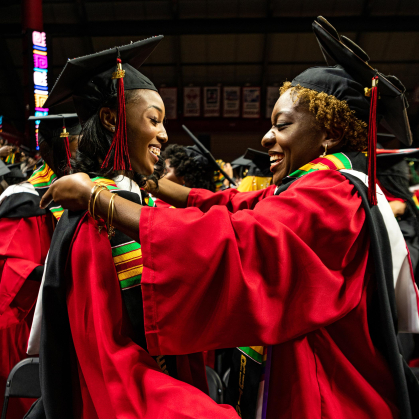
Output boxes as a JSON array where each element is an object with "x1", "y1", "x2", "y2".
[
  {"x1": 288, "y1": 170, "x2": 355, "y2": 191},
  {"x1": 266, "y1": 170, "x2": 364, "y2": 223},
  {"x1": 0, "y1": 183, "x2": 45, "y2": 218}
]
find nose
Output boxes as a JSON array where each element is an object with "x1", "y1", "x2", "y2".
[
  {"x1": 261, "y1": 128, "x2": 276, "y2": 149},
  {"x1": 157, "y1": 126, "x2": 168, "y2": 144}
]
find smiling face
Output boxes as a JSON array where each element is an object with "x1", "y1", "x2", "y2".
[
  {"x1": 100, "y1": 89, "x2": 168, "y2": 176},
  {"x1": 262, "y1": 89, "x2": 336, "y2": 186},
  {"x1": 125, "y1": 90, "x2": 168, "y2": 175}
]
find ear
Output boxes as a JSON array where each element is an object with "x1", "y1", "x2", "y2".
[
  {"x1": 99, "y1": 107, "x2": 117, "y2": 133},
  {"x1": 322, "y1": 126, "x2": 345, "y2": 152}
]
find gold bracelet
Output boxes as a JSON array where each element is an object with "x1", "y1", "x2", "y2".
[
  {"x1": 92, "y1": 186, "x2": 107, "y2": 221},
  {"x1": 107, "y1": 194, "x2": 116, "y2": 239},
  {"x1": 88, "y1": 184, "x2": 101, "y2": 217}
]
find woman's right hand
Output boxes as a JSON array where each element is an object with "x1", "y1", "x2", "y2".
[{"x1": 40, "y1": 173, "x2": 94, "y2": 211}]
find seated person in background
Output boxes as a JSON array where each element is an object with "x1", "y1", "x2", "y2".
[
  {"x1": 0, "y1": 114, "x2": 81, "y2": 418},
  {"x1": 164, "y1": 144, "x2": 216, "y2": 190},
  {"x1": 158, "y1": 144, "x2": 216, "y2": 207}
]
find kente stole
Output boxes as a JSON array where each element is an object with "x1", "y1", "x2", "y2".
[
  {"x1": 28, "y1": 162, "x2": 64, "y2": 220},
  {"x1": 91, "y1": 177, "x2": 176, "y2": 377}
]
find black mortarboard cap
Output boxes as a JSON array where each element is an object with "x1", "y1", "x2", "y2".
[
  {"x1": 185, "y1": 145, "x2": 209, "y2": 167},
  {"x1": 232, "y1": 149, "x2": 272, "y2": 177},
  {"x1": 311, "y1": 16, "x2": 412, "y2": 146},
  {"x1": 231, "y1": 154, "x2": 251, "y2": 169},
  {"x1": 243, "y1": 148, "x2": 272, "y2": 177},
  {"x1": 292, "y1": 65, "x2": 371, "y2": 124},
  {"x1": 29, "y1": 114, "x2": 81, "y2": 146},
  {"x1": 44, "y1": 36, "x2": 163, "y2": 124}
]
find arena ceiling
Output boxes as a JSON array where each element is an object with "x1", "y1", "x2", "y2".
[{"x1": 1, "y1": 0, "x2": 419, "y2": 141}]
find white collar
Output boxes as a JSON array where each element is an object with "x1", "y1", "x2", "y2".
[{"x1": 112, "y1": 175, "x2": 142, "y2": 205}]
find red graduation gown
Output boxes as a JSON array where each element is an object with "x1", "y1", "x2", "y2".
[
  {"x1": 66, "y1": 215, "x2": 237, "y2": 419},
  {"x1": 140, "y1": 170, "x2": 399, "y2": 419},
  {"x1": 0, "y1": 214, "x2": 53, "y2": 418}
]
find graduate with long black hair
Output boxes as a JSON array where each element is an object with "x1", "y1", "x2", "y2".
[{"x1": 29, "y1": 36, "x2": 237, "y2": 419}]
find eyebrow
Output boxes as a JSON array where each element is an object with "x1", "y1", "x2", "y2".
[
  {"x1": 148, "y1": 105, "x2": 163, "y2": 113},
  {"x1": 272, "y1": 110, "x2": 293, "y2": 124}
]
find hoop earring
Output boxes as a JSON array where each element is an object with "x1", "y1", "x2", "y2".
[{"x1": 320, "y1": 143, "x2": 328, "y2": 158}]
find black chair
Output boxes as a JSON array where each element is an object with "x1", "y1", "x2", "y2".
[
  {"x1": 1, "y1": 358, "x2": 41, "y2": 419},
  {"x1": 206, "y1": 366, "x2": 224, "y2": 404},
  {"x1": 222, "y1": 368, "x2": 230, "y2": 388}
]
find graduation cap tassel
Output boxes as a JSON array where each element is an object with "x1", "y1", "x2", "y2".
[
  {"x1": 101, "y1": 57, "x2": 132, "y2": 172},
  {"x1": 60, "y1": 125, "x2": 73, "y2": 173},
  {"x1": 366, "y1": 76, "x2": 379, "y2": 206}
]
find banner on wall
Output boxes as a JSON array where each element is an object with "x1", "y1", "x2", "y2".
[
  {"x1": 223, "y1": 87, "x2": 240, "y2": 118},
  {"x1": 184, "y1": 87, "x2": 201, "y2": 117},
  {"x1": 266, "y1": 86, "x2": 279, "y2": 119},
  {"x1": 242, "y1": 87, "x2": 261, "y2": 119},
  {"x1": 159, "y1": 87, "x2": 177, "y2": 119},
  {"x1": 203, "y1": 87, "x2": 220, "y2": 117}
]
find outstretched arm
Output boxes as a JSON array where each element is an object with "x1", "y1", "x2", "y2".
[{"x1": 40, "y1": 173, "x2": 142, "y2": 242}]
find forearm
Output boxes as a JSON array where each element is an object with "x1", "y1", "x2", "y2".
[
  {"x1": 93, "y1": 189, "x2": 142, "y2": 242},
  {"x1": 150, "y1": 178, "x2": 191, "y2": 208}
]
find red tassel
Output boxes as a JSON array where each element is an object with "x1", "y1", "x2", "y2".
[
  {"x1": 367, "y1": 76, "x2": 379, "y2": 206},
  {"x1": 61, "y1": 126, "x2": 72, "y2": 173},
  {"x1": 101, "y1": 58, "x2": 132, "y2": 171}
]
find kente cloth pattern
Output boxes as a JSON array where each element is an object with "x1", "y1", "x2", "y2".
[
  {"x1": 5, "y1": 153, "x2": 16, "y2": 164},
  {"x1": 230, "y1": 151, "x2": 361, "y2": 419},
  {"x1": 28, "y1": 163, "x2": 64, "y2": 220},
  {"x1": 413, "y1": 191, "x2": 419, "y2": 210},
  {"x1": 286, "y1": 152, "x2": 353, "y2": 180},
  {"x1": 91, "y1": 177, "x2": 155, "y2": 291}
]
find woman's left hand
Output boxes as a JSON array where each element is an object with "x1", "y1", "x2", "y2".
[{"x1": 40, "y1": 173, "x2": 94, "y2": 211}]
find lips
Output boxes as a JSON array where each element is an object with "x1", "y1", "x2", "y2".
[
  {"x1": 269, "y1": 152, "x2": 284, "y2": 172},
  {"x1": 148, "y1": 145, "x2": 161, "y2": 163}
]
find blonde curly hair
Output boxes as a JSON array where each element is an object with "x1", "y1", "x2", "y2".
[{"x1": 279, "y1": 81, "x2": 368, "y2": 151}]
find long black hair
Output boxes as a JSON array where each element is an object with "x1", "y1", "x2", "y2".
[{"x1": 73, "y1": 89, "x2": 165, "y2": 188}]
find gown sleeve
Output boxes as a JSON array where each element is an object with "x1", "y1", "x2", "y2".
[
  {"x1": 0, "y1": 215, "x2": 52, "y2": 328},
  {"x1": 67, "y1": 217, "x2": 237, "y2": 419},
  {"x1": 187, "y1": 185, "x2": 276, "y2": 213},
  {"x1": 140, "y1": 170, "x2": 370, "y2": 356}
]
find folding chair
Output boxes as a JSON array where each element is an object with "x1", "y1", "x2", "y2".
[
  {"x1": 206, "y1": 366, "x2": 224, "y2": 404},
  {"x1": 1, "y1": 358, "x2": 41, "y2": 419}
]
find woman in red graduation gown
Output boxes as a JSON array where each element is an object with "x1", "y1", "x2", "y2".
[
  {"x1": 43, "y1": 56, "x2": 419, "y2": 419},
  {"x1": 33, "y1": 37, "x2": 238, "y2": 419}
]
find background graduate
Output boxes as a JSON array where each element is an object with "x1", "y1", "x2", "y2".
[
  {"x1": 43, "y1": 18, "x2": 419, "y2": 419},
  {"x1": 0, "y1": 114, "x2": 80, "y2": 418}
]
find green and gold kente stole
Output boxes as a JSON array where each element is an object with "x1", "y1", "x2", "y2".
[
  {"x1": 229, "y1": 152, "x2": 357, "y2": 419},
  {"x1": 5, "y1": 153, "x2": 16, "y2": 164},
  {"x1": 28, "y1": 162, "x2": 64, "y2": 220},
  {"x1": 110, "y1": 193, "x2": 154, "y2": 290},
  {"x1": 286, "y1": 151, "x2": 352, "y2": 181},
  {"x1": 92, "y1": 176, "x2": 177, "y2": 376}
]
